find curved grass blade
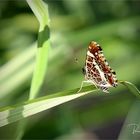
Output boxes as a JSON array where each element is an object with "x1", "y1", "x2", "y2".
[
  {"x1": 14, "y1": 1, "x2": 51, "y2": 139},
  {"x1": 118, "y1": 100, "x2": 140, "y2": 140},
  {"x1": 0, "y1": 85, "x2": 97, "y2": 127},
  {"x1": 0, "y1": 43, "x2": 36, "y2": 100},
  {"x1": 26, "y1": 0, "x2": 51, "y2": 100},
  {"x1": 118, "y1": 81, "x2": 140, "y2": 140},
  {"x1": 0, "y1": 43, "x2": 36, "y2": 84},
  {"x1": 119, "y1": 81, "x2": 140, "y2": 99}
]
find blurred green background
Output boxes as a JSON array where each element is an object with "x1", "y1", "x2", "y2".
[{"x1": 0, "y1": 0, "x2": 140, "y2": 139}]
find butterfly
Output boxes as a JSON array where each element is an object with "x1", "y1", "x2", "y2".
[{"x1": 79, "y1": 41, "x2": 118, "y2": 93}]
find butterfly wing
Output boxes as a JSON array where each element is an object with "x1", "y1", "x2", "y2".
[{"x1": 83, "y1": 41, "x2": 118, "y2": 93}]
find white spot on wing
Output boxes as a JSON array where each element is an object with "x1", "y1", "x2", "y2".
[{"x1": 87, "y1": 51, "x2": 94, "y2": 57}]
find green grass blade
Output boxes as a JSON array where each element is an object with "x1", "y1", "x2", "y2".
[
  {"x1": 118, "y1": 81, "x2": 140, "y2": 140},
  {"x1": 0, "y1": 43, "x2": 36, "y2": 100},
  {"x1": 0, "y1": 43, "x2": 36, "y2": 84},
  {"x1": 0, "y1": 85, "x2": 98, "y2": 127},
  {"x1": 119, "y1": 81, "x2": 140, "y2": 98},
  {"x1": 118, "y1": 100, "x2": 140, "y2": 140},
  {"x1": 26, "y1": 0, "x2": 51, "y2": 100},
  {"x1": 13, "y1": 1, "x2": 51, "y2": 139}
]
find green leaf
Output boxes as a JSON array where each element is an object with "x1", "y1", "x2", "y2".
[
  {"x1": 119, "y1": 81, "x2": 140, "y2": 99},
  {"x1": 118, "y1": 100, "x2": 140, "y2": 140},
  {"x1": 13, "y1": 1, "x2": 51, "y2": 139},
  {"x1": 0, "y1": 43, "x2": 36, "y2": 100},
  {"x1": 26, "y1": 0, "x2": 51, "y2": 100},
  {"x1": 0, "y1": 85, "x2": 98, "y2": 127},
  {"x1": 118, "y1": 81, "x2": 140, "y2": 140}
]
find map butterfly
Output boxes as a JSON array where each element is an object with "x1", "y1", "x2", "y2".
[{"x1": 79, "y1": 41, "x2": 118, "y2": 93}]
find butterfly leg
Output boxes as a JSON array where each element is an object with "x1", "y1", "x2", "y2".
[
  {"x1": 77, "y1": 80, "x2": 89, "y2": 93},
  {"x1": 100, "y1": 86, "x2": 109, "y2": 93}
]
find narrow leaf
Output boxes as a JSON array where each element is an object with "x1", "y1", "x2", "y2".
[
  {"x1": 0, "y1": 85, "x2": 97, "y2": 127},
  {"x1": 119, "y1": 81, "x2": 140, "y2": 98},
  {"x1": 26, "y1": 0, "x2": 51, "y2": 99},
  {"x1": 118, "y1": 100, "x2": 140, "y2": 140}
]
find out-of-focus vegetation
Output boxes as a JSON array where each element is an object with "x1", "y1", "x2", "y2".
[{"x1": 0, "y1": 0, "x2": 140, "y2": 139}]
